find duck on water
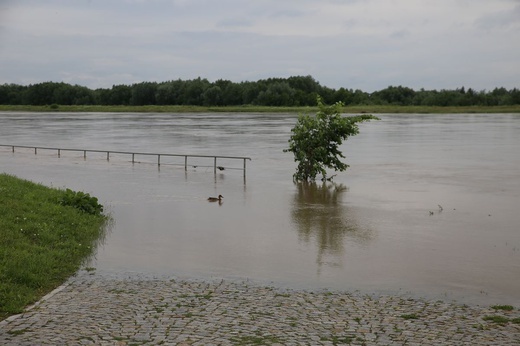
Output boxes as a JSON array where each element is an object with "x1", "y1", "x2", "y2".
[{"x1": 208, "y1": 195, "x2": 223, "y2": 202}]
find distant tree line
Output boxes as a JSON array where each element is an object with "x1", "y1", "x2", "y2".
[{"x1": 1, "y1": 76, "x2": 519, "y2": 107}]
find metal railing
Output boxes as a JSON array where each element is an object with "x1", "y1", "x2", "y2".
[{"x1": 0, "y1": 144, "x2": 252, "y2": 177}]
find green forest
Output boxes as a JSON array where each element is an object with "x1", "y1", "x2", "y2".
[{"x1": 1, "y1": 75, "x2": 519, "y2": 107}]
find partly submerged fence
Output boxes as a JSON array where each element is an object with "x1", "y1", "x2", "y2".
[{"x1": 0, "y1": 144, "x2": 252, "y2": 177}]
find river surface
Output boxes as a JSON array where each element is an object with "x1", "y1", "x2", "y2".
[{"x1": 1, "y1": 112, "x2": 519, "y2": 305}]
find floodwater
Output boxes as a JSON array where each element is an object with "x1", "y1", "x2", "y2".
[{"x1": 0, "y1": 112, "x2": 519, "y2": 305}]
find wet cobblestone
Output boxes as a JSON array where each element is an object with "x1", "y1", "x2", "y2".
[{"x1": 1, "y1": 274, "x2": 519, "y2": 345}]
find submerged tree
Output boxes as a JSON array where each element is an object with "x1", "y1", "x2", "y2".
[{"x1": 284, "y1": 96, "x2": 379, "y2": 181}]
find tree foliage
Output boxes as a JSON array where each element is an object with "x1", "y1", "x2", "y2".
[
  {"x1": 284, "y1": 97, "x2": 379, "y2": 181},
  {"x1": 0, "y1": 77, "x2": 519, "y2": 107}
]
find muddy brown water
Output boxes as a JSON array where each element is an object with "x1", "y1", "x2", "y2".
[{"x1": 0, "y1": 112, "x2": 518, "y2": 305}]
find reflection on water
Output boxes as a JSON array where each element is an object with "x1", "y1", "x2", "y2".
[
  {"x1": 85, "y1": 216, "x2": 115, "y2": 266},
  {"x1": 292, "y1": 182, "x2": 373, "y2": 271}
]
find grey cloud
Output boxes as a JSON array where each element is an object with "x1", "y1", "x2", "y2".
[
  {"x1": 216, "y1": 19, "x2": 253, "y2": 28},
  {"x1": 269, "y1": 9, "x2": 308, "y2": 18},
  {"x1": 388, "y1": 29, "x2": 411, "y2": 40},
  {"x1": 475, "y1": 4, "x2": 520, "y2": 31}
]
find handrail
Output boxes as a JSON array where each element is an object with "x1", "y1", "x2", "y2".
[{"x1": 0, "y1": 144, "x2": 251, "y2": 177}]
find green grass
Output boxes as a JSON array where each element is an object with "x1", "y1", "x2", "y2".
[
  {"x1": 0, "y1": 104, "x2": 314, "y2": 113},
  {"x1": 0, "y1": 173, "x2": 108, "y2": 320},
  {"x1": 7, "y1": 328, "x2": 31, "y2": 335},
  {"x1": 483, "y1": 315, "x2": 512, "y2": 325},
  {"x1": 492, "y1": 305, "x2": 514, "y2": 311},
  {"x1": 401, "y1": 313, "x2": 419, "y2": 320},
  {"x1": 1, "y1": 104, "x2": 520, "y2": 114}
]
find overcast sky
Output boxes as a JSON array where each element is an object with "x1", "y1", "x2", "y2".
[{"x1": 1, "y1": 0, "x2": 519, "y2": 92}]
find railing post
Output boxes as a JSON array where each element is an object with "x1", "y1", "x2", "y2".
[
  {"x1": 107, "y1": 151, "x2": 110, "y2": 161},
  {"x1": 132, "y1": 153, "x2": 135, "y2": 163},
  {"x1": 12, "y1": 146, "x2": 14, "y2": 153},
  {"x1": 84, "y1": 150, "x2": 86, "y2": 159},
  {"x1": 214, "y1": 157, "x2": 217, "y2": 174},
  {"x1": 58, "y1": 149, "x2": 60, "y2": 157},
  {"x1": 158, "y1": 154, "x2": 161, "y2": 166},
  {"x1": 35, "y1": 147, "x2": 37, "y2": 155},
  {"x1": 243, "y1": 158, "x2": 247, "y2": 178},
  {"x1": 185, "y1": 156, "x2": 187, "y2": 171}
]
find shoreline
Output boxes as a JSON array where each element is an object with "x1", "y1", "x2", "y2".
[
  {"x1": 75, "y1": 268, "x2": 518, "y2": 309},
  {"x1": 1, "y1": 104, "x2": 520, "y2": 114}
]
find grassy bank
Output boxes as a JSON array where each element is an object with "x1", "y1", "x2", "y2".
[
  {"x1": 1, "y1": 104, "x2": 520, "y2": 114},
  {"x1": 0, "y1": 174, "x2": 108, "y2": 320}
]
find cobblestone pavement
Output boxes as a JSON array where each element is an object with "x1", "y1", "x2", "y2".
[{"x1": 1, "y1": 273, "x2": 519, "y2": 345}]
